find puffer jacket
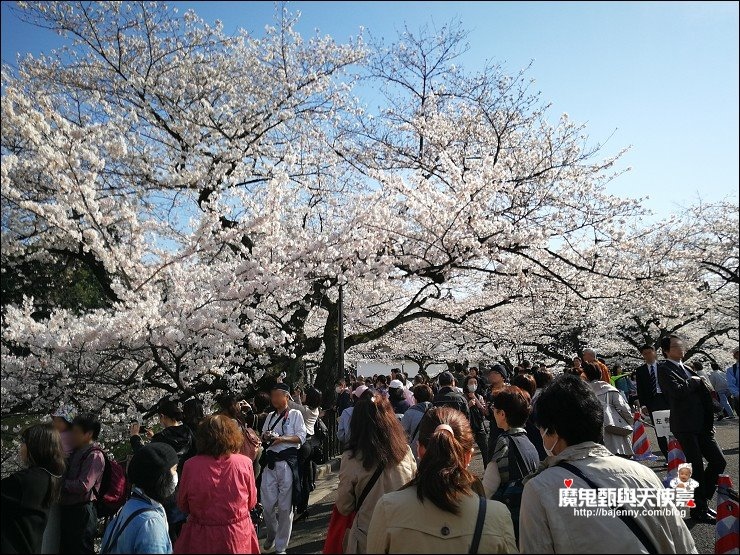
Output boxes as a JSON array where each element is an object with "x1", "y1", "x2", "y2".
[{"x1": 519, "y1": 441, "x2": 697, "y2": 554}]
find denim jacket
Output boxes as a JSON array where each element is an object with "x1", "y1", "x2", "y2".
[{"x1": 100, "y1": 488, "x2": 171, "y2": 554}]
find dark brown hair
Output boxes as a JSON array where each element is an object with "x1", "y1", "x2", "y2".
[
  {"x1": 412, "y1": 384, "x2": 433, "y2": 403},
  {"x1": 511, "y1": 374, "x2": 536, "y2": 397},
  {"x1": 21, "y1": 423, "x2": 66, "y2": 507},
  {"x1": 493, "y1": 386, "x2": 531, "y2": 428},
  {"x1": 196, "y1": 415, "x2": 244, "y2": 457},
  {"x1": 409, "y1": 407, "x2": 480, "y2": 514},
  {"x1": 346, "y1": 395, "x2": 409, "y2": 471}
]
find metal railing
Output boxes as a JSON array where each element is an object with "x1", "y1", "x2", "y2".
[{"x1": 319, "y1": 408, "x2": 342, "y2": 463}]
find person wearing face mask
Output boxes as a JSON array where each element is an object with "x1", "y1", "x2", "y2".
[
  {"x1": 481, "y1": 386, "x2": 539, "y2": 543},
  {"x1": 130, "y1": 398, "x2": 195, "y2": 542},
  {"x1": 100, "y1": 443, "x2": 179, "y2": 554},
  {"x1": 2, "y1": 423, "x2": 66, "y2": 555},
  {"x1": 463, "y1": 374, "x2": 490, "y2": 465},
  {"x1": 519, "y1": 375, "x2": 696, "y2": 554},
  {"x1": 174, "y1": 415, "x2": 260, "y2": 554}
]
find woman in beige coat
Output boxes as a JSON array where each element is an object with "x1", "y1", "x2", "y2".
[
  {"x1": 367, "y1": 407, "x2": 517, "y2": 554},
  {"x1": 336, "y1": 394, "x2": 416, "y2": 554}
]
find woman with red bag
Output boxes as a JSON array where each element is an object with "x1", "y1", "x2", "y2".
[{"x1": 324, "y1": 394, "x2": 416, "y2": 554}]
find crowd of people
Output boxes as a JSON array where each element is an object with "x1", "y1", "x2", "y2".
[{"x1": 1, "y1": 341, "x2": 737, "y2": 554}]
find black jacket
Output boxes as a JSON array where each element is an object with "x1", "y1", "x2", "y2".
[
  {"x1": 432, "y1": 387, "x2": 471, "y2": 419},
  {"x1": 1, "y1": 467, "x2": 52, "y2": 554},
  {"x1": 635, "y1": 363, "x2": 669, "y2": 413},
  {"x1": 131, "y1": 424, "x2": 194, "y2": 473},
  {"x1": 336, "y1": 390, "x2": 352, "y2": 415},
  {"x1": 657, "y1": 360, "x2": 714, "y2": 435}
]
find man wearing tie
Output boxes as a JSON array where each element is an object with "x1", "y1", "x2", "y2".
[
  {"x1": 634, "y1": 344, "x2": 669, "y2": 463},
  {"x1": 658, "y1": 335, "x2": 726, "y2": 524}
]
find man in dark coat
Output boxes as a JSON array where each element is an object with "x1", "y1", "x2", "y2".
[{"x1": 657, "y1": 335, "x2": 726, "y2": 524}]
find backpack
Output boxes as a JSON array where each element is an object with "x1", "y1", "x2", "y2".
[
  {"x1": 81, "y1": 447, "x2": 127, "y2": 518},
  {"x1": 491, "y1": 434, "x2": 530, "y2": 542}
]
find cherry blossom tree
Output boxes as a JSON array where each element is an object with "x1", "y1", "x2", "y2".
[{"x1": 2, "y1": 2, "x2": 684, "y2": 456}]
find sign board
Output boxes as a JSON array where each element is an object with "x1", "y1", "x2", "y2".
[{"x1": 652, "y1": 410, "x2": 671, "y2": 438}]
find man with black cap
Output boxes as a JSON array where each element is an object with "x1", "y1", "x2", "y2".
[
  {"x1": 260, "y1": 381, "x2": 307, "y2": 554},
  {"x1": 100, "y1": 443, "x2": 178, "y2": 554},
  {"x1": 432, "y1": 371, "x2": 470, "y2": 419}
]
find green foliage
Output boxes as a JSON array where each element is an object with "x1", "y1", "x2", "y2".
[{"x1": 1, "y1": 255, "x2": 109, "y2": 318}]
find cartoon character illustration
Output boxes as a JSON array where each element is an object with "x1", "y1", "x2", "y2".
[{"x1": 669, "y1": 463, "x2": 699, "y2": 491}]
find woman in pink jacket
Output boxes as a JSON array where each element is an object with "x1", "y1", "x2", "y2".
[{"x1": 174, "y1": 415, "x2": 260, "y2": 554}]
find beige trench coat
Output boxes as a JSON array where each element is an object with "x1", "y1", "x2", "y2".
[
  {"x1": 366, "y1": 486, "x2": 518, "y2": 554},
  {"x1": 336, "y1": 447, "x2": 416, "y2": 554}
]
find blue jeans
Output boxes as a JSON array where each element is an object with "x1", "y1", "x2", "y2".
[{"x1": 717, "y1": 389, "x2": 736, "y2": 417}]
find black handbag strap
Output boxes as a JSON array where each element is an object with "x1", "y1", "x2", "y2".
[
  {"x1": 356, "y1": 464, "x2": 384, "y2": 512},
  {"x1": 100, "y1": 507, "x2": 153, "y2": 554},
  {"x1": 506, "y1": 434, "x2": 528, "y2": 482},
  {"x1": 556, "y1": 462, "x2": 658, "y2": 555},
  {"x1": 267, "y1": 410, "x2": 288, "y2": 433},
  {"x1": 410, "y1": 405, "x2": 432, "y2": 442},
  {"x1": 469, "y1": 495, "x2": 487, "y2": 554}
]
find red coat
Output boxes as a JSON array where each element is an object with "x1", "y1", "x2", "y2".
[{"x1": 174, "y1": 454, "x2": 259, "y2": 554}]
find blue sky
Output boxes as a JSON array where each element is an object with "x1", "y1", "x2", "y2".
[{"x1": 2, "y1": 1, "x2": 738, "y2": 219}]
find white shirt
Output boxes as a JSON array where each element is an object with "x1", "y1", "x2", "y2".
[
  {"x1": 288, "y1": 399, "x2": 319, "y2": 436},
  {"x1": 262, "y1": 407, "x2": 307, "y2": 453}
]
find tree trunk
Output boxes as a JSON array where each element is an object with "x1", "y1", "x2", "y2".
[{"x1": 314, "y1": 300, "x2": 340, "y2": 406}]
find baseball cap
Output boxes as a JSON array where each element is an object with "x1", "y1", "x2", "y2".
[
  {"x1": 485, "y1": 364, "x2": 507, "y2": 377},
  {"x1": 389, "y1": 379, "x2": 404, "y2": 389},
  {"x1": 352, "y1": 385, "x2": 369, "y2": 398}
]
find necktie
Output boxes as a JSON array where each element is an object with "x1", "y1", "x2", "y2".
[{"x1": 650, "y1": 364, "x2": 659, "y2": 394}]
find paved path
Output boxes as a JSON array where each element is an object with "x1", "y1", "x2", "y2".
[{"x1": 278, "y1": 417, "x2": 739, "y2": 554}]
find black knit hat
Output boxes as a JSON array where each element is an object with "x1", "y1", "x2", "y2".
[{"x1": 128, "y1": 443, "x2": 178, "y2": 488}]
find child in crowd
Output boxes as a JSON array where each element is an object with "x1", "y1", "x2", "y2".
[{"x1": 670, "y1": 463, "x2": 699, "y2": 491}]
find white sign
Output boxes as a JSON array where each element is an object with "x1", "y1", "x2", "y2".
[{"x1": 652, "y1": 410, "x2": 671, "y2": 438}]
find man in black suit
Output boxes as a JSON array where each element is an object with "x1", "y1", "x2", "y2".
[
  {"x1": 634, "y1": 344, "x2": 669, "y2": 462},
  {"x1": 657, "y1": 335, "x2": 726, "y2": 524}
]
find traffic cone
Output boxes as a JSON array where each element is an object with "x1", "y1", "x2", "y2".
[
  {"x1": 715, "y1": 475, "x2": 739, "y2": 555},
  {"x1": 632, "y1": 412, "x2": 657, "y2": 461},
  {"x1": 663, "y1": 436, "x2": 686, "y2": 487}
]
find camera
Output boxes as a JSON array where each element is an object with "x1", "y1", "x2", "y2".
[{"x1": 261, "y1": 430, "x2": 279, "y2": 446}]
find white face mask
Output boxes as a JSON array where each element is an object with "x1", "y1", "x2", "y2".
[
  {"x1": 541, "y1": 431, "x2": 558, "y2": 457},
  {"x1": 166, "y1": 471, "x2": 178, "y2": 496},
  {"x1": 467, "y1": 384, "x2": 477, "y2": 392}
]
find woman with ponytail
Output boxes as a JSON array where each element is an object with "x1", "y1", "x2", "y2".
[
  {"x1": 336, "y1": 394, "x2": 416, "y2": 554},
  {"x1": 366, "y1": 407, "x2": 517, "y2": 554}
]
